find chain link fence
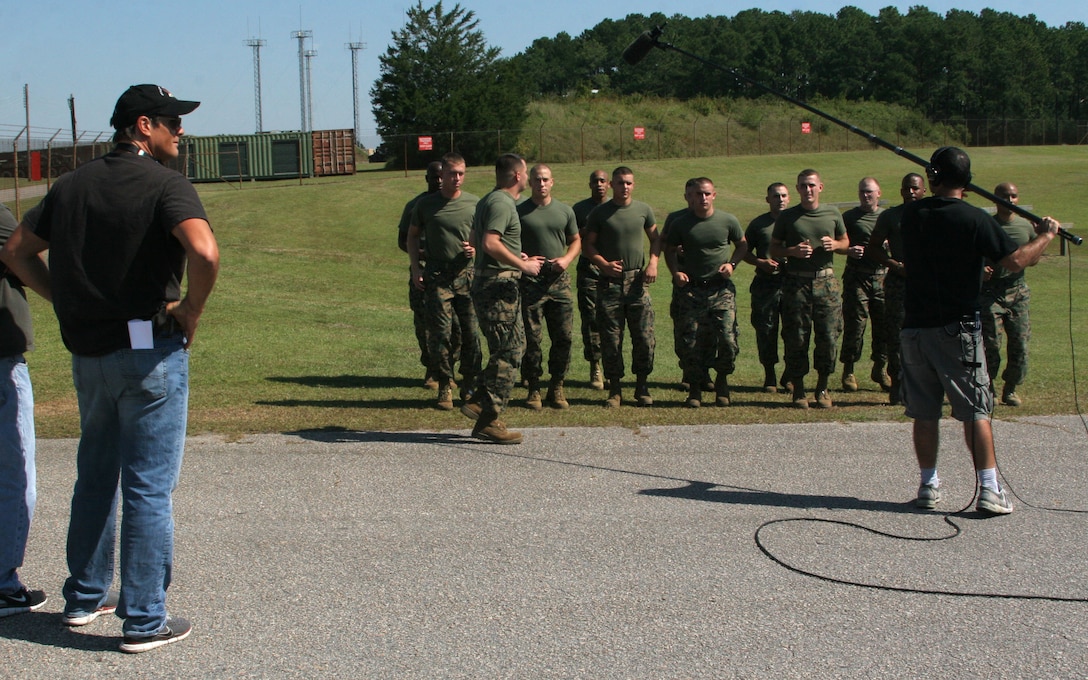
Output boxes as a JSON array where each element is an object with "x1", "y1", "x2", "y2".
[{"x1": 3, "y1": 117, "x2": 1085, "y2": 210}]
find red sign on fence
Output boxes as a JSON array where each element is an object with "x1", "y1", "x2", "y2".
[
  {"x1": 633, "y1": 126, "x2": 646, "y2": 140},
  {"x1": 801, "y1": 122, "x2": 812, "y2": 135},
  {"x1": 418, "y1": 136, "x2": 433, "y2": 151}
]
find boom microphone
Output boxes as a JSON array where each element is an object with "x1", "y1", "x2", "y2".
[
  {"x1": 623, "y1": 26, "x2": 1082, "y2": 245},
  {"x1": 621, "y1": 27, "x2": 662, "y2": 65}
]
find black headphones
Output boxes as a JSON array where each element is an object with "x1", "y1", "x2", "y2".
[{"x1": 925, "y1": 146, "x2": 972, "y2": 187}]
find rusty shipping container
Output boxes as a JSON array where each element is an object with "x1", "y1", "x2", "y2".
[{"x1": 312, "y1": 129, "x2": 357, "y2": 176}]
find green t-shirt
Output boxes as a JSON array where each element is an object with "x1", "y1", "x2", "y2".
[
  {"x1": 518, "y1": 199, "x2": 578, "y2": 260},
  {"x1": 842, "y1": 205, "x2": 883, "y2": 270},
  {"x1": 397, "y1": 191, "x2": 427, "y2": 253},
  {"x1": 664, "y1": 209, "x2": 743, "y2": 281},
  {"x1": 842, "y1": 206, "x2": 883, "y2": 247},
  {"x1": 990, "y1": 214, "x2": 1034, "y2": 279},
  {"x1": 772, "y1": 203, "x2": 846, "y2": 274},
  {"x1": 474, "y1": 189, "x2": 522, "y2": 274},
  {"x1": 585, "y1": 200, "x2": 656, "y2": 271},
  {"x1": 572, "y1": 198, "x2": 604, "y2": 231},
  {"x1": 744, "y1": 211, "x2": 782, "y2": 278},
  {"x1": 411, "y1": 191, "x2": 478, "y2": 266},
  {"x1": 572, "y1": 197, "x2": 605, "y2": 263}
]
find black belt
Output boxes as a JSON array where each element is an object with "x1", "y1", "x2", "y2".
[{"x1": 692, "y1": 275, "x2": 727, "y2": 288}]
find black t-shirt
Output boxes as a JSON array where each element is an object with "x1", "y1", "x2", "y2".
[
  {"x1": 901, "y1": 196, "x2": 1017, "y2": 328},
  {"x1": 23, "y1": 149, "x2": 208, "y2": 356},
  {"x1": 0, "y1": 203, "x2": 33, "y2": 356}
]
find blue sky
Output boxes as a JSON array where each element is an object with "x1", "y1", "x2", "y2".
[{"x1": 2, "y1": 1, "x2": 1083, "y2": 149}]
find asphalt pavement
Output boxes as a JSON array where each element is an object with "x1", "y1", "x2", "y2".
[{"x1": 2, "y1": 416, "x2": 1087, "y2": 678}]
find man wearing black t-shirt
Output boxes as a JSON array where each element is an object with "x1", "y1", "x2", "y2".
[
  {"x1": 899, "y1": 146, "x2": 1057, "y2": 516},
  {"x1": 2, "y1": 84, "x2": 219, "y2": 652}
]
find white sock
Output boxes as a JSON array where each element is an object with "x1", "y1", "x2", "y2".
[
  {"x1": 977, "y1": 468, "x2": 1000, "y2": 492},
  {"x1": 920, "y1": 468, "x2": 939, "y2": 488}
]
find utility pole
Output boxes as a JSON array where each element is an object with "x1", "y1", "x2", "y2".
[
  {"x1": 346, "y1": 41, "x2": 367, "y2": 145},
  {"x1": 245, "y1": 38, "x2": 267, "y2": 133},
  {"x1": 291, "y1": 29, "x2": 312, "y2": 132},
  {"x1": 23, "y1": 84, "x2": 30, "y2": 157}
]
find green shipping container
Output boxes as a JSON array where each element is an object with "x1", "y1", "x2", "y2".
[{"x1": 178, "y1": 131, "x2": 314, "y2": 182}]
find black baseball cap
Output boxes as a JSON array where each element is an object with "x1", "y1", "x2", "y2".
[{"x1": 110, "y1": 84, "x2": 200, "y2": 129}]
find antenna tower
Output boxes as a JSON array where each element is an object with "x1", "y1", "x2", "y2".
[
  {"x1": 346, "y1": 41, "x2": 367, "y2": 144},
  {"x1": 291, "y1": 30, "x2": 313, "y2": 131},
  {"x1": 245, "y1": 38, "x2": 266, "y2": 132}
]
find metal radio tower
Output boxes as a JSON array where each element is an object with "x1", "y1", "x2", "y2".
[
  {"x1": 304, "y1": 49, "x2": 318, "y2": 132},
  {"x1": 291, "y1": 29, "x2": 313, "y2": 131},
  {"x1": 346, "y1": 41, "x2": 367, "y2": 144},
  {"x1": 245, "y1": 38, "x2": 266, "y2": 132}
]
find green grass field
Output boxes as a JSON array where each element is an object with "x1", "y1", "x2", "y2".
[{"x1": 13, "y1": 146, "x2": 1088, "y2": 437}]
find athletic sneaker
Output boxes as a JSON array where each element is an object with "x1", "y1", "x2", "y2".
[
  {"x1": 0, "y1": 588, "x2": 47, "y2": 618},
  {"x1": 119, "y1": 617, "x2": 192, "y2": 654},
  {"x1": 63, "y1": 591, "x2": 119, "y2": 626},
  {"x1": 915, "y1": 483, "x2": 941, "y2": 509},
  {"x1": 977, "y1": 487, "x2": 1014, "y2": 515}
]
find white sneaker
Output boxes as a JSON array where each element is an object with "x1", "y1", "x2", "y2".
[{"x1": 977, "y1": 487, "x2": 1013, "y2": 515}]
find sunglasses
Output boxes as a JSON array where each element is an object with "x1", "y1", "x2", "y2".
[{"x1": 153, "y1": 116, "x2": 183, "y2": 133}]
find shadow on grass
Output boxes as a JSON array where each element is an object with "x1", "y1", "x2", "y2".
[
  {"x1": 266, "y1": 375, "x2": 421, "y2": 389},
  {"x1": 0, "y1": 612, "x2": 118, "y2": 652},
  {"x1": 255, "y1": 398, "x2": 430, "y2": 409}
]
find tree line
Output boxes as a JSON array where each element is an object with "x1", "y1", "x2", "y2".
[{"x1": 372, "y1": 3, "x2": 1087, "y2": 166}]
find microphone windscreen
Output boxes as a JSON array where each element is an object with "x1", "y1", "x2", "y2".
[{"x1": 622, "y1": 31, "x2": 656, "y2": 65}]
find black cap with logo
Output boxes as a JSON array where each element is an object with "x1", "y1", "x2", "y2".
[{"x1": 110, "y1": 84, "x2": 200, "y2": 129}]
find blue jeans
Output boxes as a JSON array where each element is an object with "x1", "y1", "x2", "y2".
[
  {"x1": 63, "y1": 335, "x2": 189, "y2": 637},
  {"x1": 0, "y1": 356, "x2": 35, "y2": 594}
]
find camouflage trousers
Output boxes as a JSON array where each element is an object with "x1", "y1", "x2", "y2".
[
  {"x1": 674, "y1": 278, "x2": 739, "y2": 384},
  {"x1": 840, "y1": 265, "x2": 887, "y2": 366},
  {"x1": 410, "y1": 271, "x2": 461, "y2": 374},
  {"x1": 473, "y1": 274, "x2": 526, "y2": 416},
  {"x1": 749, "y1": 274, "x2": 784, "y2": 368},
  {"x1": 669, "y1": 285, "x2": 686, "y2": 373},
  {"x1": 576, "y1": 259, "x2": 601, "y2": 363},
  {"x1": 423, "y1": 265, "x2": 481, "y2": 384},
  {"x1": 883, "y1": 272, "x2": 906, "y2": 383},
  {"x1": 980, "y1": 275, "x2": 1031, "y2": 388},
  {"x1": 520, "y1": 269, "x2": 574, "y2": 384},
  {"x1": 596, "y1": 271, "x2": 655, "y2": 381},
  {"x1": 781, "y1": 272, "x2": 843, "y2": 384}
]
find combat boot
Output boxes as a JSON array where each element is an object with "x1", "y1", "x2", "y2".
[
  {"x1": 871, "y1": 360, "x2": 892, "y2": 391},
  {"x1": 472, "y1": 415, "x2": 523, "y2": 445},
  {"x1": 525, "y1": 381, "x2": 543, "y2": 411},
  {"x1": 423, "y1": 371, "x2": 439, "y2": 390},
  {"x1": 634, "y1": 375, "x2": 653, "y2": 407},
  {"x1": 436, "y1": 381, "x2": 454, "y2": 411},
  {"x1": 589, "y1": 361, "x2": 604, "y2": 390},
  {"x1": 841, "y1": 362, "x2": 858, "y2": 392},
  {"x1": 815, "y1": 374, "x2": 833, "y2": 408},
  {"x1": 685, "y1": 385, "x2": 701, "y2": 408},
  {"x1": 792, "y1": 382, "x2": 809, "y2": 410},
  {"x1": 889, "y1": 374, "x2": 902, "y2": 406},
  {"x1": 545, "y1": 379, "x2": 569, "y2": 409},
  {"x1": 762, "y1": 365, "x2": 778, "y2": 393},
  {"x1": 605, "y1": 381, "x2": 622, "y2": 408},
  {"x1": 714, "y1": 374, "x2": 731, "y2": 407},
  {"x1": 1001, "y1": 384, "x2": 1022, "y2": 407}
]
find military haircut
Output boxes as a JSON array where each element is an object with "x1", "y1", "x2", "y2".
[{"x1": 441, "y1": 152, "x2": 466, "y2": 169}]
